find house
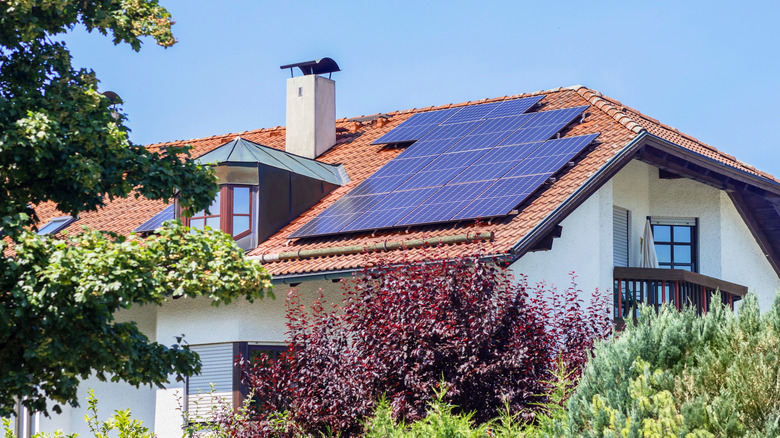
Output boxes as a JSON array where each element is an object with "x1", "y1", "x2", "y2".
[{"x1": 30, "y1": 59, "x2": 780, "y2": 437}]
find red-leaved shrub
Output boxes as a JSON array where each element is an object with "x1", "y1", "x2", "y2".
[{"x1": 229, "y1": 249, "x2": 610, "y2": 437}]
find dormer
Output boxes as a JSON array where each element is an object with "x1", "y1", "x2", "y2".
[{"x1": 176, "y1": 136, "x2": 348, "y2": 250}]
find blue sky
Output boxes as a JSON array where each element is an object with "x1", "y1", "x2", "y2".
[{"x1": 63, "y1": 1, "x2": 780, "y2": 177}]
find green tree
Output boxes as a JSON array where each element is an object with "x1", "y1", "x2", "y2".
[{"x1": 0, "y1": 0, "x2": 272, "y2": 417}]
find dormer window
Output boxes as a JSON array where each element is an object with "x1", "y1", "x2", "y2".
[
  {"x1": 186, "y1": 185, "x2": 254, "y2": 239},
  {"x1": 180, "y1": 136, "x2": 348, "y2": 251}
]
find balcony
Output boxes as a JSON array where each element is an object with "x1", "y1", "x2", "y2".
[{"x1": 613, "y1": 267, "x2": 747, "y2": 326}]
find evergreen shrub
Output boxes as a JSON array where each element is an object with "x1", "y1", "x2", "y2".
[{"x1": 566, "y1": 294, "x2": 780, "y2": 437}]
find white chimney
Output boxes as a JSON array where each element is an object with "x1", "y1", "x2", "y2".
[{"x1": 281, "y1": 58, "x2": 340, "y2": 159}]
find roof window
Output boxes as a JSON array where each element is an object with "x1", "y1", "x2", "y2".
[{"x1": 37, "y1": 216, "x2": 75, "y2": 235}]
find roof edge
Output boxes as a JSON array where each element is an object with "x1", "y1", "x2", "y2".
[{"x1": 567, "y1": 85, "x2": 645, "y2": 134}]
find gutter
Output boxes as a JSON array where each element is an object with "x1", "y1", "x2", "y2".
[
  {"x1": 250, "y1": 231, "x2": 495, "y2": 263},
  {"x1": 510, "y1": 130, "x2": 649, "y2": 259}
]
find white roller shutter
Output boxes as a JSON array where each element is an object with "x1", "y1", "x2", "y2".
[
  {"x1": 187, "y1": 343, "x2": 234, "y2": 421},
  {"x1": 613, "y1": 206, "x2": 630, "y2": 267}
]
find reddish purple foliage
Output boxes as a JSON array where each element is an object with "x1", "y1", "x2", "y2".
[{"x1": 232, "y1": 250, "x2": 610, "y2": 436}]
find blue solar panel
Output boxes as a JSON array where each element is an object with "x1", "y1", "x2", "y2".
[
  {"x1": 290, "y1": 98, "x2": 598, "y2": 238},
  {"x1": 371, "y1": 108, "x2": 460, "y2": 144},
  {"x1": 135, "y1": 204, "x2": 175, "y2": 233},
  {"x1": 448, "y1": 160, "x2": 518, "y2": 184},
  {"x1": 530, "y1": 134, "x2": 599, "y2": 157},
  {"x1": 341, "y1": 188, "x2": 439, "y2": 231},
  {"x1": 451, "y1": 174, "x2": 551, "y2": 220},
  {"x1": 397, "y1": 181, "x2": 494, "y2": 226},
  {"x1": 483, "y1": 96, "x2": 544, "y2": 118},
  {"x1": 395, "y1": 138, "x2": 463, "y2": 159},
  {"x1": 316, "y1": 193, "x2": 387, "y2": 217},
  {"x1": 442, "y1": 96, "x2": 544, "y2": 124},
  {"x1": 468, "y1": 114, "x2": 533, "y2": 135},
  {"x1": 420, "y1": 120, "x2": 483, "y2": 141},
  {"x1": 396, "y1": 167, "x2": 466, "y2": 190},
  {"x1": 442, "y1": 102, "x2": 503, "y2": 124},
  {"x1": 445, "y1": 132, "x2": 513, "y2": 153}
]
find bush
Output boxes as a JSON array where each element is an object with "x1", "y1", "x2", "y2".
[
  {"x1": 237, "y1": 249, "x2": 610, "y2": 436},
  {"x1": 566, "y1": 293, "x2": 780, "y2": 437}
]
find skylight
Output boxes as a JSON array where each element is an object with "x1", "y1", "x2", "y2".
[{"x1": 37, "y1": 216, "x2": 75, "y2": 235}]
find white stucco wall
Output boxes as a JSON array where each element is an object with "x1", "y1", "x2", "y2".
[
  {"x1": 719, "y1": 190, "x2": 780, "y2": 308},
  {"x1": 509, "y1": 179, "x2": 614, "y2": 303},
  {"x1": 38, "y1": 280, "x2": 343, "y2": 438},
  {"x1": 512, "y1": 158, "x2": 779, "y2": 310}
]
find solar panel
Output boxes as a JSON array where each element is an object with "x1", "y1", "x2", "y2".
[
  {"x1": 443, "y1": 102, "x2": 504, "y2": 124},
  {"x1": 341, "y1": 188, "x2": 439, "y2": 231},
  {"x1": 396, "y1": 181, "x2": 495, "y2": 226},
  {"x1": 371, "y1": 108, "x2": 460, "y2": 144},
  {"x1": 371, "y1": 96, "x2": 544, "y2": 145},
  {"x1": 135, "y1": 205, "x2": 175, "y2": 233},
  {"x1": 484, "y1": 96, "x2": 544, "y2": 118},
  {"x1": 289, "y1": 97, "x2": 598, "y2": 239}
]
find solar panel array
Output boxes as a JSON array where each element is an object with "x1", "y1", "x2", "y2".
[{"x1": 290, "y1": 98, "x2": 599, "y2": 239}]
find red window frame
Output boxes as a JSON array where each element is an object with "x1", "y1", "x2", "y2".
[{"x1": 184, "y1": 185, "x2": 253, "y2": 240}]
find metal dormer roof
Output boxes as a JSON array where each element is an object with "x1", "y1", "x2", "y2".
[{"x1": 196, "y1": 136, "x2": 349, "y2": 186}]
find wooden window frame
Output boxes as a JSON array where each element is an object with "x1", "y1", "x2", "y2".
[
  {"x1": 650, "y1": 217, "x2": 698, "y2": 272},
  {"x1": 183, "y1": 185, "x2": 253, "y2": 240}
]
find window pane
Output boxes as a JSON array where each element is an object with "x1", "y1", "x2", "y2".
[
  {"x1": 190, "y1": 218, "x2": 204, "y2": 230},
  {"x1": 233, "y1": 215, "x2": 250, "y2": 236},
  {"x1": 206, "y1": 192, "x2": 221, "y2": 216},
  {"x1": 652, "y1": 225, "x2": 671, "y2": 242},
  {"x1": 677, "y1": 265, "x2": 693, "y2": 272},
  {"x1": 233, "y1": 187, "x2": 250, "y2": 215},
  {"x1": 674, "y1": 245, "x2": 691, "y2": 263},
  {"x1": 673, "y1": 226, "x2": 692, "y2": 243},
  {"x1": 37, "y1": 218, "x2": 67, "y2": 235},
  {"x1": 205, "y1": 216, "x2": 221, "y2": 229},
  {"x1": 655, "y1": 244, "x2": 671, "y2": 264}
]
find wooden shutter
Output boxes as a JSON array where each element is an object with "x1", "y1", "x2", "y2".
[
  {"x1": 186, "y1": 343, "x2": 234, "y2": 421},
  {"x1": 613, "y1": 206, "x2": 630, "y2": 267}
]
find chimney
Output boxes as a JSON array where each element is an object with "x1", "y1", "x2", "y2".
[{"x1": 280, "y1": 58, "x2": 340, "y2": 159}]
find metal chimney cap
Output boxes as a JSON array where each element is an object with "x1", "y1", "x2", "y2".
[{"x1": 280, "y1": 57, "x2": 340, "y2": 77}]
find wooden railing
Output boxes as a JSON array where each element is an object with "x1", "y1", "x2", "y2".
[{"x1": 614, "y1": 267, "x2": 747, "y2": 324}]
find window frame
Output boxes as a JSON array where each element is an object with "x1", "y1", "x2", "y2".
[
  {"x1": 650, "y1": 217, "x2": 698, "y2": 272},
  {"x1": 183, "y1": 185, "x2": 254, "y2": 240},
  {"x1": 36, "y1": 215, "x2": 76, "y2": 235}
]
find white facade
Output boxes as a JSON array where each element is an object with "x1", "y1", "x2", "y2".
[
  {"x1": 512, "y1": 159, "x2": 780, "y2": 307},
  {"x1": 36, "y1": 159, "x2": 780, "y2": 437}
]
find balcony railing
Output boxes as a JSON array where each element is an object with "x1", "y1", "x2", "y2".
[{"x1": 614, "y1": 267, "x2": 747, "y2": 324}]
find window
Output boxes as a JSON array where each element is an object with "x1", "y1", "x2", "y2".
[
  {"x1": 185, "y1": 185, "x2": 253, "y2": 239},
  {"x1": 185, "y1": 342, "x2": 285, "y2": 423},
  {"x1": 37, "y1": 216, "x2": 75, "y2": 235},
  {"x1": 650, "y1": 217, "x2": 697, "y2": 272},
  {"x1": 613, "y1": 206, "x2": 630, "y2": 267}
]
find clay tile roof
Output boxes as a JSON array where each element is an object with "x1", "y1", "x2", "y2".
[{"x1": 26, "y1": 86, "x2": 779, "y2": 278}]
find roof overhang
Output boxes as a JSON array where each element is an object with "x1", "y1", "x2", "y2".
[{"x1": 510, "y1": 132, "x2": 780, "y2": 277}]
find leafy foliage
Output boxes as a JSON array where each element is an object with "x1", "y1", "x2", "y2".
[
  {"x1": 0, "y1": 0, "x2": 216, "y2": 234},
  {"x1": 234, "y1": 251, "x2": 610, "y2": 436},
  {"x1": 2, "y1": 389, "x2": 154, "y2": 438},
  {"x1": 0, "y1": 223, "x2": 272, "y2": 416},
  {"x1": 0, "y1": 0, "x2": 271, "y2": 418},
  {"x1": 566, "y1": 294, "x2": 780, "y2": 437}
]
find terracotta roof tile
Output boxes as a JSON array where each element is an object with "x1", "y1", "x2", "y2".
[{"x1": 25, "y1": 86, "x2": 777, "y2": 277}]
